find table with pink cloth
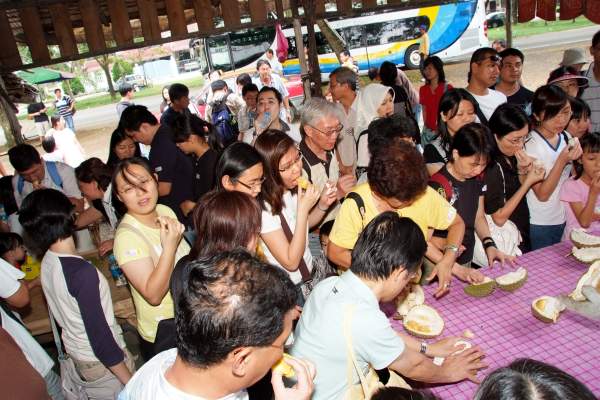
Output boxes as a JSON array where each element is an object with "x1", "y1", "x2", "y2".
[{"x1": 385, "y1": 240, "x2": 600, "y2": 399}]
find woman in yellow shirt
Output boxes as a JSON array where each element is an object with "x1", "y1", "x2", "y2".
[{"x1": 112, "y1": 158, "x2": 190, "y2": 360}]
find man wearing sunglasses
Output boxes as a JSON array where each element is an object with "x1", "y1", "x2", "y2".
[{"x1": 466, "y1": 47, "x2": 507, "y2": 123}]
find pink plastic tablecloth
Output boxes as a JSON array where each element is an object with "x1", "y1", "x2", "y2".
[{"x1": 387, "y1": 240, "x2": 600, "y2": 399}]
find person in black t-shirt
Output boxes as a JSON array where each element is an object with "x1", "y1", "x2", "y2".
[
  {"x1": 484, "y1": 104, "x2": 545, "y2": 253},
  {"x1": 494, "y1": 48, "x2": 534, "y2": 114},
  {"x1": 429, "y1": 123, "x2": 515, "y2": 268},
  {"x1": 27, "y1": 97, "x2": 50, "y2": 140},
  {"x1": 171, "y1": 114, "x2": 220, "y2": 202},
  {"x1": 119, "y1": 105, "x2": 195, "y2": 224}
]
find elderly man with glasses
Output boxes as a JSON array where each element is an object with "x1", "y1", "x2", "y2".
[{"x1": 299, "y1": 98, "x2": 357, "y2": 226}]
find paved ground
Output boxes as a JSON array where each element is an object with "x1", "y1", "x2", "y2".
[{"x1": 2, "y1": 26, "x2": 597, "y2": 174}]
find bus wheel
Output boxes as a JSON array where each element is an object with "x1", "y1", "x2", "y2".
[{"x1": 404, "y1": 45, "x2": 421, "y2": 70}]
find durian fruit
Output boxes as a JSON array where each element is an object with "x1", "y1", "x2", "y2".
[
  {"x1": 570, "y1": 261, "x2": 600, "y2": 301},
  {"x1": 433, "y1": 340, "x2": 472, "y2": 366},
  {"x1": 464, "y1": 277, "x2": 496, "y2": 297},
  {"x1": 403, "y1": 304, "x2": 444, "y2": 339},
  {"x1": 531, "y1": 296, "x2": 565, "y2": 323},
  {"x1": 272, "y1": 353, "x2": 295, "y2": 378},
  {"x1": 495, "y1": 267, "x2": 528, "y2": 292},
  {"x1": 395, "y1": 284, "x2": 425, "y2": 319},
  {"x1": 571, "y1": 246, "x2": 600, "y2": 264},
  {"x1": 570, "y1": 229, "x2": 600, "y2": 248},
  {"x1": 296, "y1": 177, "x2": 310, "y2": 190}
]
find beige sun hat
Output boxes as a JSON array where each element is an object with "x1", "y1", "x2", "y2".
[{"x1": 560, "y1": 48, "x2": 588, "y2": 67}]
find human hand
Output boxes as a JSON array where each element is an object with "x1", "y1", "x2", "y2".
[
  {"x1": 560, "y1": 139, "x2": 583, "y2": 163},
  {"x1": 589, "y1": 173, "x2": 600, "y2": 196},
  {"x1": 272, "y1": 357, "x2": 316, "y2": 400},
  {"x1": 98, "y1": 239, "x2": 114, "y2": 257},
  {"x1": 336, "y1": 175, "x2": 357, "y2": 199},
  {"x1": 485, "y1": 247, "x2": 517, "y2": 268},
  {"x1": 558, "y1": 286, "x2": 600, "y2": 320},
  {"x1": 515, "y1": 150, "x2": 533, "y2": 173},
  {"x1": 157, "y1": 216, "x2": 184, "y2": 250},
  {"x1": 427, "y1": 258, "x2": 453, "y2": 298},
  {"x1": 440, "y1": 346, "x2": 487, "y2": 383},
  {"x1": 428, "y1": 336, "x2": 468, "y2": 357},
  {"x1": 318, "y1": 181, "x2": 337, "y2": 210},
  {"x1": 297, "y1": 183, "x2": 320, "y2": 215},
  {"x1": 524, "y1": 162, "x2": 545, "y2": 186},
  {"x1": 452, "y1": 263, "x2": 485, "y2": 284}
]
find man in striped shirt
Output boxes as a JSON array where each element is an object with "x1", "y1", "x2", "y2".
[
  {"x1": 53, "y1": 88, "x2": 76, "y2": 132},
  {"x1": 582, "y1": 30, "x2": 600, "y2": 133}
]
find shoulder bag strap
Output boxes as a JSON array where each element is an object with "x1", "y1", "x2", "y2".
[
  {"x1": 343, "y1": 304, "x2": 371, "y2": 397},
  {"x1": 118, "y1": 222, "x2": 160, "y2": 264},
  {"x1": 47, "y1": 305, "x2": 66, "y2": 360},
  {"x1": 495, "y1": 161, "x2": 507, "y2": 204},
  {"x1": 277, "y1": 213, "x2": 311, "y2": 282}
]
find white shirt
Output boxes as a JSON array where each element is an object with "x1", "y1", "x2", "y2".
[
  {"x1": 118, "y1": 348, "x2": 249, "y2": 400},
  {"x1": 0, "y1": 258, "x2": 54, "y2": 377},
  {"x1": 13, "y1": 160, "x2": 82, "y2": 207},
  {"x1": 260, "y1": 191, "x2": 313, "y2": 284},
  {"x1": 468, "y1": 88, "x2": 507, "y2": 121},
  {"x1": 582, "y1": 63, "x2": 600, "y2": 133},
  {"x1": 335, "y1": 98, "x2": 359, "y2": 168},
  {"x1": 525, "y1": 130, "x2": 571, "y2": 225},
  {"x1": 48, "y1": 128, "x2": 86, "y2": 168}
]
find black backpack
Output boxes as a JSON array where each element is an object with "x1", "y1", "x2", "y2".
[{"x1": 211, "y1": 93, "x2": 239, "y2": 147}]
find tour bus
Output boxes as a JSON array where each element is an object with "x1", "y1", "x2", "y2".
[{"x1": 198, "y1": 0, "x2": 488, "y2": 77}]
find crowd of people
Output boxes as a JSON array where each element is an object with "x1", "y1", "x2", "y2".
[{"x1": 1, "y1": 31, "x2": 600, "y2": 400}]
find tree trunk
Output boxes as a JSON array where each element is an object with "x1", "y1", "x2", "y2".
[
  {"x1": 511, "y1": 0, "x2": 518, "y2": 23},
  {"x1": 96, "y1": 55, "x2": 117, "y2": 100},
  {"x1": 316, "y1": 19, "x2": 346, "y2": 63},
  {"x1": 505, "y1": 0, "x2": 513, "y2": 48},
  {"x1": 303, "y1": 0, "x2": 322, "y2": 97},
  {"x1": 0, "y1": 75, "x2": 22, "y2": 147},
  {"x1": 293, "y1": 19, "x2": 312, "y2": 102}
]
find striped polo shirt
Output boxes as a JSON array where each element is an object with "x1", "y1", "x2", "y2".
[
  {"x1": 55, "y1": 95, "x2": 73, "y2": 117},
  {"x1": 582, "y1": 63, "x2": 600, "y2": 133}
]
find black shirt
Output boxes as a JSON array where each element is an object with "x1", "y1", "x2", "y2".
[
  {"x1": 484, "y1": 156, "x2": 531, "y2": 252},
  {"x1": 492, "y1": 85, "x2": 533, "y2": 113},
  {"x1": 27, "y1": 102, "x2": 49, "y2": 123},
  {"x1": 429, "y1": 166, "x2": 485, "y2": 264},
  {"x1": 149, "y1": 125, "x2": 195, "y2": 223},
  {"x1": 423, "y1": 138, "x2": 448, "y2": 165},
  {"x1": 159, "y1": 107, "x2": 191, "y2": 131},
  {"x1": 192, "y1": 149, "x2": 218, "y2": 201}
]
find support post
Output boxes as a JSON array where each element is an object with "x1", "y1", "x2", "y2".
[
  {"x1": 293, "y1": 18, "x2": 312, "y2": 101},
  {"x1": 505, "y1": 0, "x2": 513, "y2": 48},
  {"x1": 0, "y1": 75, "x2": 22, "y2": 147}
]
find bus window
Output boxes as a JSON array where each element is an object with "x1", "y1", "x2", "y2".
[
  {"x1": 339, "y1": 26, "x2": 364, "y2": 49},
  {"x1": 365, "y1": 16, "x2": 429, "y2": 46},
  {"x1": 286, "y1": 33, "x2": 332, "y2": 57},
  {"x1": 230, "y1": 27, "x2": 275, "y2": 69},
  {"x1": 207, "y1": 36, "x2": 232, "y2": 71}
]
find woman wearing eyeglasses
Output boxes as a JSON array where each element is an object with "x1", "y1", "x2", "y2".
[
  {"x1": 255, "y1": 130, "x2": 337, "y2": 305},
  {"x1": 215, "y1": 142, "x2": 265, "y2": 198},
  {"x1": 355, "y1": 83, "x2": 395, "y2": 177},
  {"x1": 242, "y1": 87, "x2": 301, "y2": 144},
  {"x1": 484, "y1": 104, "x2": 545, "y2": 253}
]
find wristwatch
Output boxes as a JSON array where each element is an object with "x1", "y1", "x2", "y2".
[{"x1": 420, "y1": 341, "x2": 428, "y2": 355}]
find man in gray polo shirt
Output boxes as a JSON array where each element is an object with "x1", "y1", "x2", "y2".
[{"x1": 291, "y1": 212, "x2": 486, "y2": 399}]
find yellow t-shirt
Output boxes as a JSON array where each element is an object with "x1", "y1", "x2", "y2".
[
  {"x1": 329, "y1": 183, "x2": 457, "y2": 250},
  {"x1": 113, "y1": 204, "x2": 191, "y2": 342}
]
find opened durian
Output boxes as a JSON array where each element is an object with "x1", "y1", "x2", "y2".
[
  {"x1": 495, "y1": 267, "x2": 528, "y2": 292},
  {"x1": 403, "y1": 304, "x2": 444, "y2": 339},
  {"x1": 296, "y1": 177, "x2": 310, "y2": 190},
  {"x1": 570, "y1": 261, "x2": 600, "y2": 301},
  {"x1": 395, "y1": 284, "x2": 425, "y2": 319},
  {"x1": 570, "y1": 229, "x2": 600, "y2": 248},
  {"x1": 272, "y1": 353, "x2": 295, "y2": 378},
  {"x1": 464, "y1": 277, "x2": 496, "y2": 297},
  {"x1": 531, "y1": 296, "x2": 565, "y2": 323},
  {"x1": 571, "y1": 246, "x2": 600, "y2": 264}
]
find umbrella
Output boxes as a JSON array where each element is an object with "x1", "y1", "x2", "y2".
[{"x1": 16, "y1": 67, "x2": 75, "y2": 85}]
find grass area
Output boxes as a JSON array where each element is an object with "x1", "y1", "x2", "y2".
[
  {"x1": 488, "y1": 16, "x2": 594, "y2": 41},
  {"x1": 18, "y1": 75, "x2": 204, "y2": 120}
]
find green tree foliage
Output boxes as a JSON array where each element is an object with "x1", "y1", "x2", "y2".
[
  {"x1": 66, "y1": 77, "x2": 85, "y2": 95},
  {"x1": 112, "y1": 59, "x2": 134, "y2": 83}
]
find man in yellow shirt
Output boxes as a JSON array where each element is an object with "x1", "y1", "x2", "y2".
[
  {"x1": 418, "y1": 25, "x2": 430, "y2": 68},
  {"x1": 328, "y1": 140, "x2": 464, "y2": 297}
]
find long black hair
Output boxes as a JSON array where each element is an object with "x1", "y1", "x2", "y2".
[
  {"x1": 215, "y1": 142, "x2": 264, "y2": 191},
  {"x1": 107, "y1": 128, "x2": 142, "y2": 168}
]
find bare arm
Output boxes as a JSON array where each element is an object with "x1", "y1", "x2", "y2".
[
  {"x1": 75, "y1": 207, "x2": 104, "y2": 229},
  {"x1": 327, "y1": 241, "x2": 351, "y2": 270},
  {"x1": 157, "y1": 181, "x2": 172, "y2": 197},
  {"x1": 5, "y1": 282, "x2": 30, "y2": 308},
  {"x1": 108, "y1": 361, "x2": 132, "y2": 385}
]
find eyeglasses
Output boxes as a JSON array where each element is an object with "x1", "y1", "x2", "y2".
[
  {"x1": 309, "y1": 124, "x2": 344, "y2": 137},
  {"x1": 504, "y1": 134, "x2": 530, "y2": 146},
  {"x1": 234, "y1": 176, "x2": 266, "y2": 190},
  {"x1": 279, "y1": 151, "x2": 302, "y2": 172}
]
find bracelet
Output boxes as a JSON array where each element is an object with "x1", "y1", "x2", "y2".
[
  {"x1": 317, "y1": 203, "x2": 329, "y2": 212},
  {"x1": 420, "y1": 341, "x2": 428, "y2": 355},
  {"x1": 483, "y1": 240, "x2": 497, "y2": 250},
  {"x1": 481, "y1": 237, "x2": 494, "y2": 244},
  {"x1": 444, "y1": 244, "x2": 459, "y2": 253}
]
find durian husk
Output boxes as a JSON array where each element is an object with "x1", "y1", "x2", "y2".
[
  {"x1": 571, "y1": 246, "x2": 600, "y2": 264},
  {"x1": 464, "y1": 277, "x2": 496, "y2": 297},
  {"x1": 403, "y1": 304, "x2": 444, "y2": 339},
  {"x1": 394, "y1": 284, "x2": 425, "y2": 319},
  {"x1": 569, "y1": 261, "x2": 600, "y2": 301},
  {"x1": 570, "y1": 229, "x2": 600, "y2": 249},
  {"x1": 495, "y1": 267, "x2": 528, "y2": 292},
  {"x1": 531, "y1": 296, "x2": 564, "y2": 324}
]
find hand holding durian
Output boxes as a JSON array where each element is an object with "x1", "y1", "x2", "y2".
[{"x1": 558, "y1": 285, "x2": 600, "y2": 321}]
